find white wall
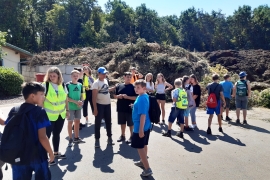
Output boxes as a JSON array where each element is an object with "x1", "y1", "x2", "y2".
[{"x1": 2, "y1": 47, "x2": 20, "y2": 72}]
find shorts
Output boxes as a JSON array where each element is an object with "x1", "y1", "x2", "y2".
[
  {"x1": 68, "y1": 110, "x2": 81, "y2": 121},
  {"x1": 236, "y1": 96, "x2": 248, "y2": 110},
  {"x1": 207, "y1": 100, "x2": 221, "y2": 115},
  {"x1": 222, "y1": 98, "x2": 231, "y2": 109},
  {"x1": 118, "y1": 112, "x2": 133, "y2": 126},
  {"x1": 12, "y1": 161, "x2": 51, "y2": 180},
  {"x1": 156, "y1": 93, "x2": 166, "y2": 101},
  {"x1": 131, "y1": 129, "x2": 150, "y2": 149},
  {"x1": 168, "y1": 107, "x2": 185, "y2": 124},
  {"x1": 184, "y1": 108, "x2": 190, "y2": 117}
]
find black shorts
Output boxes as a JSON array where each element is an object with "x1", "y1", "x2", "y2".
[
  {"x1": 156, "y1": 93, "x2": 166, "y2": 101},
  {"x1": 131, "y1": 129, "x2": 150, "y2": 149},
  {"x1": 118, "y1": 112, "x2": 133, "y2": 126},
  {"x1": 222, "y1": 98, "x2": 231, "y2": 109}
]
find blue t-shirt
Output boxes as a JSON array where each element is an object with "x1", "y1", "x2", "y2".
[
  {"x1": 6, "y1": 103, "x2": 51, "y2": 164},
  {"x1": 220, "y1": 81, "x2": 233, "y2": 99},
  {"x1": 132, "y1": 94, "x2": 151, "y2": 133}
]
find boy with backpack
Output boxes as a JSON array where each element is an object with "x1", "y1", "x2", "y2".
[
  {"x1": 0, "y1": 82, "x2": 54, "y2": 180},
  {"x1": 206, "y1": 74, "x2": 226, "y2": 135},
  {"x1": 66, "y1": 70, "x2": 85, "y2": 147},
  {"x1": 232, "y1": 71, "x2": 251, "y2": 124},
  {"x1": 131, "y1": 80, "x2": 153, "y2": 177},
  {"x1": 162, "y1": 78, "x2": 187, "y2": 138}
]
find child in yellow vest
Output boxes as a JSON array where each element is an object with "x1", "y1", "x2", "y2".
[{"x1": 162, "y1": 78, "x2": 187, "y2": 138}]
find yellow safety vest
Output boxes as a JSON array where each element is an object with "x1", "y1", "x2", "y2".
[
  {"x1": 43, "y1": 82, "x2": 67, "y2": 121},
  {"x1": 82, "y1": 75, "x2": 95, "y2": 100}
]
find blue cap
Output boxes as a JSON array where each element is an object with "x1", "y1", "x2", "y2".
[
  {"x1": 97, "y1": 67, "x2": 108, "y2": 74},
  {"x1": 239, "y1": 71, "x2": 247, "y2": 78}
]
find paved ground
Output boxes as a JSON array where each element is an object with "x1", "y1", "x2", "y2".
[{"x1": 1, "y1": 101, "x2": 270, "y2": 180}]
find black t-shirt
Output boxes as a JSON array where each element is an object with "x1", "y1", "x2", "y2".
[
  {"x1": 78, "y1": 79, "x2": 83, "y2": 84},
  {"x1": 206, "y1": 82, "x2": 223, "y2": 100},
  {"x1": 116, "y1": 83, "x2": 137, "y2": 113},
  {"x1": 193, "y1": 84, "x2": 201, "y2": 107}
]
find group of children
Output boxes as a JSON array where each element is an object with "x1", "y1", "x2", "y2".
[{"x1": 0, "y1": 65, "x2": 251, "y2": 179}]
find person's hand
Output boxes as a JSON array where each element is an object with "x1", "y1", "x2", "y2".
[
  {"x1": 66, "y1": 111, "x2": 70, "y2": 119},
  {"x1": 129, "y1": 104, "x2": 134, "y2": 109},
  {"x1": 122, "y1": 94, "x2": 128, "y2": 99},
  {"x1": 117, "y1": 95, "x2": 123, "y2": 99},
  {"x1": 93, "y1": 109, "x2": 98, "y2": 116},
  {"x1": 139, "y1": 131, "x2": 144, "y2": 138},
  {"x1": 77, "y1": 101, "x2": 83, "y2": 107},
  {"x1": 223, "y1": 102, "x2": 226, "y2": 108},
  {"x1": 49, "y1": 153, "x2": 55, "y2": 163},
  {"x1": 231, "y1": 95, "x2": 235, "y2": 98}
]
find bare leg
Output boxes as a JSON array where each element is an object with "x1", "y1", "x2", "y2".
[
  {"x1": 236, "y1": 108, "x2": 240, "y2": 119},
  {"x1": 129, "y1": 126, "x2": 134, "y2": 137},
  {"x1": 184, "y1": 116, "x2": 189, "y2": 127},
  {"x1": 168, "y1": 122, "x2": 173, "y2": 130},
  {"x1": 121, "y1": 124, "x2": 126, "y2": 136},
  {"x1": 68, "y1": 121, "x2": 73, "y2": 139},
  {"x1": 226, "y1": 108, "x2": 229, "y2": 117},
  {"x1": 180, "y1": 124, "x2": 184, "y2": 132},
  {"x1": 160, "y1": 100, "x2": 166, "y2": 120},
  {"x1": 243, "y1": 109, "x2": 247, "y2": 120},
  {"x1": 74, "y1": 119, "x2": 80, "y2": 138},
  {"x1": 138, "y1": 148, "x2": 150, "y2": 170},
  {"x1": 217, "y1": 115, "x2": 222, "y2": 127},
  {"x1": 208, "y1": 114, "x2": 214, "y2": 128},
  {"x1": 220, "y1": 106, "x2": 224, "y2": 118}
]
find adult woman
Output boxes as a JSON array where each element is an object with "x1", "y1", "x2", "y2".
[
  {"x1": 189, "y1": 74, "x2": 201, "y2": 128},
  {"x1": 82, "y1": 66, "x2": 95, "y2": 124},
  {"x1": 145, "y1": 73, "x2": 155, "y2": 95},
  {"x1": 43, "y1": 67, "x2": 69, "y2": 165},
  {"x1": 155, "y1": 73, "x2": 173, "y2": 125}
]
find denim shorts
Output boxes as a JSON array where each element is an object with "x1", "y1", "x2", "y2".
[
  {"x1": 184, "y1": 108, "x2": 190, "y2": 117},
  {"x1": 168, "y1": 107, "x2": 185, "y2": 124}
]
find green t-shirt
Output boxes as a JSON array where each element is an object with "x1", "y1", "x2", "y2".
[{"x1": 66, "y1": 82, "x2": 83, "y2": 110}]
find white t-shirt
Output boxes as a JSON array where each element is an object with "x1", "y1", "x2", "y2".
[
  {"x1": 185, "y1": 84, "x2": 193, "y2": 93},
  {"x1": 146, "y1": 82, "x2": 155, "y2": 91},
  {"x1": 92, "y1": 79, "x2": 111, "y2": 105},
  {"x1": 42, "y1": 82, "x2": 68, "y2": 95}
]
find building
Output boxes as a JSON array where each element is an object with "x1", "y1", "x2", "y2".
[{"x1": 0, "y1": 43, "x2": 32, "y2": 72}]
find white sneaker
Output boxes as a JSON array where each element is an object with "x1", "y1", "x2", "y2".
[
  {"x1": 191, "y1": 124, "x2": 197, "y2": 128},
  {"x1": 101, "y1": 119, "x2": 105, "y2": 124},
  {"x1": 86, "y1": 120, "x2": 89, "y2": 124}
]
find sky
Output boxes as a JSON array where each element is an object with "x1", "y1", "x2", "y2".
[{"x1": 97, "y1": 0, "x2": 269, "y2": 17}]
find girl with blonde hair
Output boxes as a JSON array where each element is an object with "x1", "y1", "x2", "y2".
[{"x1": 145, "y1": 73, "x2": 155, "y2": 94}]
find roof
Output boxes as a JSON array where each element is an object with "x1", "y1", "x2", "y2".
[{"x1": 4, "y1": 43, "x2": 33, "y2": 58}]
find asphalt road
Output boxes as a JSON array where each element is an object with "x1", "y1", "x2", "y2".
[{"x1": 1, "y1": 101, "x2": 270, "y2": 180}]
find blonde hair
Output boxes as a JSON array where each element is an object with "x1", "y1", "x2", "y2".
[
  {"x1": 145, "y1": 73, "x2": 153, "y2": 86},
  {"x1": 44, "y1": 67, "x2": 64, "y2": 85},
  {"x1": 71, "y1": 70, "x2": 80, "y2": 75},
  {"x1": 156, "y1": 73, "x2": 166, "y2": 84},
  {"x1": 174, "y1": 78, "x2": 182, "y2": 88}
]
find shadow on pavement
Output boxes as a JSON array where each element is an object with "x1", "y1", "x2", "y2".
[
  {"x1": 171, "y1": 137, "x2": 203, "y2": 153},
  {"x1": 228, "y1": 121, "x2": 270, "y2": 134},
  {"x1": 116, "y1": 142, "x2": 139, "y2": 161},
  {"x1": 79, "y1": 125, "x2": 95, "y2": 139},
  {"x1": 186, "y1": 129, "x2": 211, "y2": 145},
  {"x1": 140, "y1": 175, "x2": 156, "y2": 180},
  {"x1": 151, "y1": 124, "x2": 168, "y2": 134},
  {"x1": 93, "y1": 145, "x2": 114, "y2": 173}
]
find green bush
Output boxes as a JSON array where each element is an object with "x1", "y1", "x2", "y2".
[
  {"x1": 260, "y1": 89, "x2": 270, "y2": 108},
  {"x1": 0, "y1": 67, "x2": 24, "y2": 96}
]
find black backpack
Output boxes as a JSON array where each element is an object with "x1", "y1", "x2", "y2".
[
  {"x1": 0, "y1": 104, "x2": 38, "y2": 165},
  {"x1": 148, "y1": 96, "x2": 161, "y2": 131}
]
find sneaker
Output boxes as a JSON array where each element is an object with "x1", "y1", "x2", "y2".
[
  {"x1": 85, "y1": 120, "x2": 89, "y2": 124},
  {"x1": 117, "y1": 135, "x2": 126, "y2": 142},
  {"x1": 134, "y1": 160, "x2": 144, "y2": 167},
  {"x1": 190, "y1": 124, "x2": 197, "y2": 129},
  {"x1": 54, "y1": 153, "x2": 66, "y2": 159},
  {"x1": 226, "y1": 116, "x2": 232, "y2": 121},
  {"x1": 162, "y1": 131, "x2": 171, "y2": 137},
  {"x1": 49, "y1": 161, "x2": 56, "y2": 166},
  {"x1": 107, "y1": 137, "x2": 115, "y2": 145},
  {"x1": 162, "y1": 120, "x2": 165, "y2": 125},
  {"x1": 141, "y1": 168, "x2": 153, "y2": 177},
  {"x1": 176, "y1": 131, "x2": 184, "y2": 138},
  {"x1": 101, "y1": 119, "x2": 105, "y2": 124},
  {"x1": 126, "y1": 137, "x2": 132, "y2": 144},
  {"x1": 243, "y1": 120, "x2": 248, "y2": 124},
  {"x1": 207, "y1": 127, "x2": 212, "y2": 135},
  {"x1": 184, "y1": 126, "x2": 194, "y2": 131},
  {"x1": 236, "y1": 119, "x2": 240, "y2": 124},
  {"x1": 219, "y1": 127, "x2": 223, "y2": 133},
  {"x1": 95, "y1": 139, "x2": 100, "y2": 148},
  {"x1": 68, "y1": 139, "x2": 73, "y2": 147},
  {"x1": 73, "y1": 137, "x2": 85, "y2": 143}
]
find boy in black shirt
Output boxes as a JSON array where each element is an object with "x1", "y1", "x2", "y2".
[{"x1": 114, "y1": 72, "x2": 137, "y2": 144}]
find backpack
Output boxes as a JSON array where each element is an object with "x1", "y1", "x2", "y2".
[
  {"x1": 236, "y1": 80, "x2": 248, "y2": 97},
  {"x1": 207, "y1": 84, "x2": 219, "y2": 108},
  {"x1": 45, "y1": 82, "x2": 66, "y2": 96},
  {"x1": 176, "y1": 89, "x2": 188, "y2": 109},
  {"x1": 148, "y1": 96, "x2": 161, "y2": 131},
  {"x1": 0, "y1": 104, "x2": 38, "y2": 165}
]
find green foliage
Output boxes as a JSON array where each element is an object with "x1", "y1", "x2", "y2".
[
  {"x1": 0, "y1": 31, "x2": 7, "y2": 58},
  {"x1": 0, "y1": 67, "x2": 24, "y2": 96},
  {"x1": 260, "y1": 89, "x2": 270, "y2": 108}
]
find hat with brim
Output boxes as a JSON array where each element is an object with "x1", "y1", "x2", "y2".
[
  {"x1": 239, "y1": 71, "x2": 247, "y2": 78},
  {"x1": 98, "y1": 67, "x2": 108, "y2": 74}
]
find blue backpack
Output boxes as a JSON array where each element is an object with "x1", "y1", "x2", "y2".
[{"x1": 0, "y1": 104, "x2": 38, "y2": 165}]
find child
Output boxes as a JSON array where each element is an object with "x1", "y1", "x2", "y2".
[
  {"x1": 6, "y1": 82, "x2": 54, "y2": 180},
  {"x1": 162, "y1": 78, "x2": 186, "y2": 138},
  {"x1": 220, "y1": 74, "x2": 234, "y2": 121},
  {"x1": 145, "y1": 73, "x2": 155, "y2": 95},
  {"x1": 131, "y1": 80, "x2": 153, "y2": 177},
  {"x1": 155, "y1": 73, "x2": 173, "y2": 125},
  {"x1": 66, "y1": 70, "x2": 85, "y2": 147}
]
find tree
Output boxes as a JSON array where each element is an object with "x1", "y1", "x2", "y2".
[{"x1": 0, "y1": 31, "x2": 7, "y2": 58}]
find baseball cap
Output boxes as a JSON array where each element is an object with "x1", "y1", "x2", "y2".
[
  {"x1": 239, "y1": 71, "x2": 247, "y2": 78},
  {"x1": 97, "y1": 67, "x2": 108, "y2": 74}
]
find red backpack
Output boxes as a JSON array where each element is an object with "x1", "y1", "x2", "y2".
[{"x1": 206, "y1": 84, "x2": 219, "y2": 108}]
